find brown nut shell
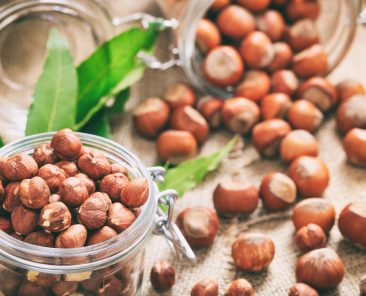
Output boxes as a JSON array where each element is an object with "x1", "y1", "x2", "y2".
[
  {"x1": 196, "y1": 96, "x2": 223, "y2": 129},
  {"x1": 261, "y1": 93, "x2": 292, "y2": 120},
  {"x1": 120, "y1": 177, "x2": 149, "y2": 208},
  {"x1": 3, "y1": 154, "x2": 38, "y2": 181},
  {"x1": 287, "y1": 100, "x2": 323, "y2": 133},
  {"x1": 286, "y1": 19, "x2": 319, "y2": 52},
  {"x1": 37, "y1": 164, "x2": 67, "y2": 192},
  {"x1": 163, "y1": 83, "x2": 196, "y2": 109},
  {"x1": 39, "y1": 202, "x2": 72, "y2": 232},
  {"x1": 12, "y1": 205, "x2": 38, "y2": 235},
  {"x1": 286, "y1": 0, "x2": 320, "y2": 21},
  {"x1": 224, "y1": 279, "x2": 254, "y2": 296},
  {"x1": 19, "y1": 176, "x2": 50, "y2": 209},
  {"x1": 257, "y1": 10, "x2": 285, "y2": 41},
  {"x1": 235, "y1": 70, "x2": 271, "y2": 102},
  {"x1": 295, "y1": 223, "x2": 327, "y2": 252},
  {"x1": 237, "y1": 0, "x2": 271, "y2": 13},
  {"x1": 267, "y1": 42, "x2": 293, "y2": 72},
  {"x1": 107, "y1": 202, "x2": 136, "y2": 233},
  {"x1": 196, "y1": 19, "x2": 222, "y2": 53},
  {"x1": 288, "y1": 283, "x2": 319, "y2": 296},
  {"x1": 191, "y1": 278, "x2": 219, "y2": 296},
  {"x1": 337, "y1": 80, "x2": 366, "y2": 103},
  {"x1": 271, "y1": 70, "x2": 299, "y2": 97},
  {"x1": 150, "y1": 260, "x2": 176, "y2": 292},
  {"x1": 55, "y1": 224, "x2": 87, "y2": 248},
  {"x1": 336, "y1": 95, "x2": 366, "y2": 134},
  {"x1": 51, "y1": 128, "x2": 82, "y2": 159}
]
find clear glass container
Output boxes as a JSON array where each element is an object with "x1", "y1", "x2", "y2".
[{"x1": 0, "y1": 132, "x2": 194, "y2": 296}]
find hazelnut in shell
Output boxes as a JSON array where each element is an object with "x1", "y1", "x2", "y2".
[
  {"x1": 163, "y1": 83, "x2": 196, "y2": 109},
  {"x1": 257, "y1": 10, "x2": 285, "y2": 41},
  {"x1": 267, "y1": 42, "x2": 293, "y2": 73},
  {"x1": 39, "y1": 202, "x2": 72, "y2": 232},
  {"x1": 286, "y1": 19, "x2": 319, "y2": 52},
  {"x1": 286, "y1": 0, "x2": 321, "y2": 21},
  {"x1": 287, "y1": 100, "x2": 323, "y2": 133},
  {"x1": 59, "y1": 177, "x2": 89, "y2": 207},
  {"x1": 37, "y1": 164, "x2": 67, "y2": 192},
  {"x1": 211, "y1": 0, "x2": 230, "y2": 11},
  {"x1": 51, "y1": 129, "x2": 82, "y2": 159},
  {"x1": 271, "y1": 70, "x2": 299, "y2": 97},
  {"x1": 261, "y1": 93, "x2": 292, "y2": 120},
  {"x1": 343, "y1": 128, "x2": 366, "y2": 167},
  {"x1": 237, "y1": 0, "x2": 271, "y2": 13},
  {"x1": 12, "y1": 205, "x2": 38, "y2": 235},
  {"x1": 87, "y1": 226, "x2": 118, "y2": 246},
  {"x1": 336, "y1": 95, "x2": 366, "y2": 134},
  {"x1": 120, "y1": 177, "x2": 149, "y2": 208},
  {"x1": 288, "y1": 283, "x2": 319, "y2": 296},
  {"x1": 107, "y1": 202, "x2": 136, "y2": 233},
  {"x1": 24, "y1": 230, "x2": 55, "y2": 247},
  {"x1": 196, "y1": 96, "x2": 223, "y2": 129},
  {"x1": 33, "y1": 143, "x2": 57, "y2": 166},
  {"x1": 19, "y1": 176, "x2": 50, "y2": 209},
  {"x1": 78, "y1": 151, "x2": 111, "y2": 180},
  {"x1": 78, "y1": 193, "x2": 110, "y2": 230},
  {"x1": 100, "y1": 173, "x2": 129, "y2": 201},
  {"x1": 235, "y1": 70, "x2": 271, "y2": 102},
  {"x1": 295, "y1": 223, "x2": 327, "y2": 252},
  {"x1": 55, "y1": 224, "x2": 88, "y2": 248},
  {"x1": 196, "y1": 19, "x2": 222, "y2": 53},
  {"x1": 2, "y1": 154, "x2": 38, "y2": 181},
  {"x1": 337, "y1": 80, "x2": 365, "y2": 103},
  {"x1": 191, "y1": 278, "x2": 218, "y2": 296},
  {"x1": 224, "y1": 279, "x2": 254, "y2": 296},
  {"x1": 150, "y1": 260, "x2": 176, "y2": 292}
]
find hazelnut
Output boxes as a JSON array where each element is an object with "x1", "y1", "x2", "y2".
[
  {"x1": 110, "y1": 163, "x2": 129, "y2": 175},
  {"x1": 344, "y1": 128, "x2": 366, "y2": 167},
  {"x1": 292, "y1": 44, "x2": 328, "y2": 78},
  {"x1": 338, "y1": 202, "x2": 366, "y2": 248},
  {"x1": 78, "y1": 193, "x2": 110, "y2": 230},
  {"x1": 0, "y1": 157, "x2": 8, "y2": 182},
  {"x1": 337, "y1": 80, "x2": 366, "y2": 103},
  {"x1": 235, "y1": 70, "x2": 271, "y2": 102},
  {"x1": 27, "y1": 271, "x2": 60, "y2": 288},
  {"x1": 271, "y1": 70, "x2": 299, "y2": 97},
  {"x1": 3, "y1": 182, "x2": 21, "y2": 212},
  {"x1": 211, "y1": 0, "x2": 230, "y2": 11},
  {"x1": 51, "y1": 128, "x2": 82, "y2": 160},
  {"x1": 176, "y1": 206, "x2": 219, "y2": 248},
  {"x1": 74, "y1": 173, "x2": 96, "y2": 194},
  {"x1": 52, "y1": 281, "x2": 78, "y2": 296},
  {"x1": 156, "y1": 130, "x2": 198, "y2": 164},
  {"x1": 17, "y1": 280, "x2": 51, "y2": 296},
  {"x1": 286, "y1": 19, "x2": 319, "y2": 52},
  {"x1": 2, "y1": 154, "x2": 38, "y2": 181},
  {"x1": 163, "y1": 83, "x2": 196, "y2": 109},
  {"x1": 191, "y1": 278, "x2": 218, "y2": 296},
  {"x1": 196, "y1": 96, "x2": 223, "y2": 129},
  {"x1": 267, "y1": 42, "x2": 293, "y2": 72},
  {"x1": 100, "y1": 173, "x2": 129, "y2": 201},
  {"x1": 132, "y1": 207, "x2": 141, "y2": 217},
  {"x1": 78, "y1": 151, "x2": 111, "y2": 180},
  {"x1": 292, "y1": 198, "x2": 336, "y2": 232},
  {"x1": 224, "y1": 279, "x2": 254, "y2": 296},
  {"x1": 231, "y1": 232, "x2": 275, "y2": 272},
  {"x1": 288, "y1": 156, "x2": 330, "y2": 198},
  {"x1": 203, "y1": 46, "x2": 244, "y2": 87},
  {"x1": 55, "y1": 224, "x2": 87, "y2": 248},
  {"x1": 0, "y1": 179, "x2": 4, "y2": 203},
  {"x1": 217, "y1": 5, "x2": 255, "y2": 40},
  {"x1": 196, "y1": 19, "x2": 222, "y2": 53},
  {"x1": 213, "y1": 181, "x2": 259, "y2": 216},
  {"x1": 287, "y1": 100, "x2": 323, "y2": 133},
  {"x1": 336, "y1": 95, "x2": 366, "y2": 134},
  {"x1": 33, "y1": 143, "x2": 57, "y2": 166},
  {"x1": 133, "y1": 97, "x2": 170, "y2": 138},
  {"x1": 150, "y1": 261, "x2": 175, "y2": 291},
  {"x1": 237, "y1": 0, "x2": 271, "y2": 12},
  {"x1": 11, "y1": 205, "x2": 38, "y2": 235},
  {"x1": 19, "y1": 176, "x2": 50, "y2": 209},
  {"x1": 298, "y1": 77, "x2": 338, "y2": 112},
  {"x1": 288, "y1": 283, "x2": 319, "y2": 296},
  {"x1": 257, "y1": 10, "x2": 285, "y2": 41},
  {"x1": 59, "y1": 177, "x2": 89, "y2": 207},
  {"x1": 0, "y1": 217, "x2": 12, "y2": 233},
  {"x1": 261, "y1": 93, "x2": 292, "y2": 120},
  {"x1": 120, "y1": 177, "x2": 149, "y2": 208},
  {"x1": 49, "y1": 193, "x2": 61, "y2": 203},
  {"x1": 37, "y1": 164, "x2": 67, "y2": 192},
  {"x1": 272, "y1": 0, "x2": 288, "y2": 5},
  {"x1": 252, "y1": 119, "x2": 292, "y2": 157},
  {"x1": 87, "y1": 226, "x2": 118, "y2": 246},
  {"x1": 39, "y1": 202, "x2": 72, "y2": 232},
  {"x1": 107, "y1": 202, "x2": 136, "y2": 233},
  {"x1": 170, "y1": 106, "x2": 209, "y2": 144},
  {"x1": 98, "y1": 276, "x2": 124, "y2": 296},
  {"x1": 240, "y1": 31, "x2": 274, "y2": 68},
  {"x1": 221, "y1": 97, "x2": 260, "y2": 134},
  {"x1": 24, "y1": 230, "x2": 55, "y2": 247},
  {"x1": 280, "y1": 130, "x2": 319, "y2": 163},
  {"x1": 295, "y1": 223, "x2": 327, "y2": 252},
  {"x1": 55, "y1": 161, "x2": 78, "y2": 177},
  {"x1": 260, "y1": 172, "x2": 297, "y2": 211},
  {"x1": 360, "y1": 275, "x2": 366, "y2": 296},
  {"x1": 0, "y1": 268, "x2": 24, "y2": 295},
  {"x1": 296, "y1": 248, "x2": 345, "y2": 289},
  {"x1": 286, "y1": 0, "x2": 321, "y2": 21}
]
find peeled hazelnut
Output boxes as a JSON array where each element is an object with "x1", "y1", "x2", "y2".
[
  {"x1": 150, "y1": 261, "x2": 175, "y2": 291},
  {"x1": 252, "y1": 119, "x2": 292, "y2": 157},
  {"x1": 292, "y1": 198, "x2": 336, "y2": 232},
  {"x1": 163, "y1": 83, "x2": 196, "y2": 109},
  {"x1": 0, "y1": 179, "x2": 4, "y2": 203},
  {"x1": 12, "y1": 205, "x2": 38, "y2": 235},
  {"x1": 288, "y1": 283, "x2": 319, "y2": 296},
  {"x1": 337, "y1": 80, "x2": 366, "y2": 103},
  {"x1": 39, "y1": 202, "x2": 72, "y2": 232},
  {"x1": 203, "y1": 46, "x2": 244, "y2": 87},
  {"x1": 52, "y1": 281, "x2": 78, "y2": 296},
  {"x1": 196, "y1": 19, "x2": 221, "y2": 53},
  {"x1": 55, "y1": 224, "x2": 87, "y2": 248},
  {"x1": 78, "y1": 193, "x2": 110, "y2": 230},
  {"x1": 196, "y1": 96, "x2": 223, "y2": 129},
  {"x1": 217, "y1": 5, "x2": 255, "y2": 40},
  {"x1": 286, "y1": 19, "x2": 319, "y2": 52},
  {"x1": 232, "y1": 232, "x2": 275, "y2": 272},
  {"x1": 78, "y1": 151, "x2": 111, "y2": 180},
  {"x1": 235, "y1": 70, "x2": 271, "y2": 102},
  {"x1": 59, "y1": 177, "x2": 89, "y2": 207},
  {"x1": 0, "y1": 217, "x2": 12, "y2": 233},
  {"x1": 3, "y1": 182, "x2": 21, "y2": 212},
  {"x1": 74, "y1": 173, "x2": 96, "y2": 195},
  {"x1": 271, "y1": 70, "x2": 299, "y2": 97},
  {"x1": 267, "y1": 42, "x2": 293, "y2": 72},
  {"x1": 2, "y1": 154, "x2": 38, "y2": 181},
  {"x1": 260, "y1": 172, "x2": 297, "y2": 211},
  {"x1": 51, "y1": 129, "x2": 82, "y2": 160},
  {"x1": 240, "y1": 31, "x2": 274, "y2": 68},
  {"x1": 295, "y1": 223, "x2": 327, "y2": 252},
  {"x1": 213, "y1": 181, "x2": 259, "y2": 216},
  {"x1": 170, "y1": 106, "x2": 209, "y2": 144},
  {"x1": 156, "y1": 130, "x2": 198, "y2": 164},
  {"x1": 288, "y1": 156, "x2": 330, "y2": 198},
  {"x1": 211, "y1": 0, "x2": 230, "y2": 11},
  {"x1": 344, "y1": 128, "x2": 366, "y2": 167},
  {"x1": 336, "y1": 95, "x2": 366, "y2": 134},
  {"x1": 120, "y1": 177, "x2": 148, "y2": 208},
  {"x1": 287, "y1": 100, "x2": 323, "y2": 133},
  {"x1": 27, "y1": 271, "x2": 60, "y2": 288},
  {"x1": 221, "y1": 97, "x2": 260, "y2": 134},
  {"x1": 191, "y1": 278, "x2": 218, "y2": 296},
  {"x1": 98, "y1": 276, "x2": 125, "y2": 296},
  {"x1": 296, "y1": 248, "x2": 345, "y2": 289},
  {"x1": 24, "y1": 230, "x2": 54, "y2": 247},
  {"x1": 273, "y1": 0, "x2": 288, "y2": 5},
  {"x1": 19, "y1": 176, "x2": 50, "y2": 209},
  {"x1": 17, "y1": 280, "x2": 51, "y2": 296},
  {"x1": 55, "y1": 161, "x2": 78, "y2": 177},
  {"x1": 237, "y1": 0, "x2": 271, "y2": 12},
  {"x1": 100, "y1": 173, "x2": 129, "y2": 201},
  {"x1": 257, "y1": 10, "x2": 285, "y2": 41},
  {"x1": 87, "y1": 226, "x2": 118, "y2": 246},
  {"x1": 110, "y1": 163, "x2": 129, "y2": 175},
  {"x1": 37, "y1": 164, "x2": 67, "y2": 192},
  {"x1": 261, "y1": 93, "x2": 292, "y2": 120},
  {"x1": 292, "y1": 44, "x2": 328, "y2": 78},
  {"x1": 33, "y1": 143, "x2": 57, "y2": 166},
  {"x1": 280, "y1": 130, "x2": 319, "y2": 162},
  {"x1": 286, "y1": 0, "x2": 321, "y2": 21},
  {"x1": 224, "y1": 279, "x2": 254, "y2": 296},
  {"x1": 107, "y1": 202, "x2": 136, "y2": 233},
  {"x1": 49, "y1": 194, "x2": 61, "y2": 203},
  {"x1": 133, "y1": 97, "x2": 170, "y2": 138},
  {"x1": 176, "y1": 206, "x2": 219, "y2": 248}
]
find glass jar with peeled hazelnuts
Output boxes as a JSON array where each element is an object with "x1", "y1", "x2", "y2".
[{"x1": 0, "y1": 130, "x2": 195, "y2": 296}]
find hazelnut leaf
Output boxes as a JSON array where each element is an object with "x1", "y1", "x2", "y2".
[{"x1": 80, "y1": 109, "x2": 112, "y2": 139}]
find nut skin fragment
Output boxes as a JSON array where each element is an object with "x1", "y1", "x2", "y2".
[
  {"x1": 59, "y1": 177, "x2": 89, "y2": 207},
  {"x1": 3, "y1": 182, "x2": 21, "y2": 212},
  {"x1": 78, "y1": 193, "x2": 110, "y2": 230},
  {"x1": 87, "y1": 226, "x2": 118, "y2": 246},
  {"x1": 107, "y1": 202, "x2": 136, "y2": 233},
  {"x1": 51, "y1": 128, "x2": 82, "y2": 160},
  {"x1": 78, "y1": 151, "x2": 111, "y2": 180},
  {"x1": 191, "y1": 278, "x2": 219, "y2": 296},
  {"x1": 3, "y1": 154, "x2": 38, "y2": 181},
  {"x1": 24, "y1": 230, "x2": 55, "y2": 247},
  {"x1": 120, "y1": 177, "x2": 148, "y2": 208},
  {"x1": 11, "y1": 205, "x2": 38, "y2": 235},
  {"x1": 150, "y1": 261, "x2": 176, "y2": 292},
  {"x1": 55, "y1": 224, "x2": 87, "y2": 248},
  {"x1": 39, "y1": 202, "x2": 72, "y2": 232},
  {"x1": 295, "y1": 223, "x2": 327, "y2": 252},
  {"x1": 55, "y1": 160, "x2": 78, "y2": 177},
  {"x1": 224, "y1": 279, "x2": 254, "y2": 296},
  {"x1": 288, "y1": 283, "x2": 319, "y2": 296},
  {"x1": 33, "y1": 143, "x2": 57, "y2": 166},
  {"x1": 38, "y1": 164, "x2": 67, "y2": 192},
  {"x1": 19, "y1": 176, "x2": 50, "y2": 209}
]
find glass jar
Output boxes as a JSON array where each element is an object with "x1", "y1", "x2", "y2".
[{"x1": 0, "y1": 132, "x2": 195, "y2": 296}]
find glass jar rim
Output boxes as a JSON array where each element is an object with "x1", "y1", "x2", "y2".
[{"x1": 0, "y1": 132, "x2": 157, "y2": 274}]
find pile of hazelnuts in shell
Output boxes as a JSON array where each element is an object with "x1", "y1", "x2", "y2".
[
  {"x1": 0, "y1": 128, "x2": 149, "y2": 296},
  {"x1": 144, "y1": 0, "x2": 366, "y2": 295}
]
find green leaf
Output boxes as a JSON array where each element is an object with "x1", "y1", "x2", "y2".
[
  {"x1": 0, "y1": 137, "x2": 4, "y2": 148},
  {"x1": 26, "y1": 29, "x2": 77, "y2": 135},
  {"x1": 80, "y1": 109, "x2": 112, "y2": 139},
  {"x1": 159, "y1": 136, "x2": 239, "y2": 196},
  {"x1": 108, "y1": 88, "x2": 130, "y2": 115}
]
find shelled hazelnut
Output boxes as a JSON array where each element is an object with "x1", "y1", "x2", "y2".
[
  {"x1": 343, "y1": 128, "x2": 366, "y2": 167},
  {"x1": 78, "y1": 193, "x2": 110, "y2": 230},
  {"x1": 150, "y1": 261, "x2": 176, "y2": 292},
  {"x1": 196, "y1": 19, "x2": 222, "y2": 53},
  {"x1": 163, "y1": 82, "x2": 196, "y2": 108},
  {"x1": 37, "y1": 164, "x2": 67, "y2": 192},
  {"x1": 51, "y1": 128, "x2": 82, "y2": 160},
  {"x1": 196, "y1": 96, "x2": 223, "y2": 129},
  {"x1": 267, "y1": 42, "x2": 293, "y2": 72},
  {"x1": 261, "y1": 93, "x2": 292, "y2": 120},
  {"x1": 74, "y1": 173, "x2": 96, "y2": 195},
  {"x1": 336, "y1": 95, "x2": 366, "y2": 134},
  {"x1": 55, "y1": 160, "x2": 78, "y2": 177},
  {"x1": 12, "y1": 205, "x2": 38, "y2": 235},
  {"x1": 87, "y1": 226, "x2": 118, "y2": 246},
  {"x1": 110, "y1": 163, "x2": 129, "y2": 175},
  {"x1": 78, "y1": 151, "x2": 111, "y2": 180},
  {"x1": 288, "y1": 283, "x2": 319, "y2": 296},
  {"x1": 295, "y1": 223, "x2": 327, "y2": 252},
  {"x1": 107, "y1": 202, "x2": 136, "y2": 233},
  {"x1": 33, "y1": 143, "x2": 57, "y2": 166},
  {"x1": 39, "y1": 202, "x2": 71, "y2": 233},
  {"x1": 285, "y1": 19, "x2": 319, "y2": 52},
  {"x1": 235, "y1": 70, "x2": 271, "y2": 102},
  {"x1": 337, "y1": 80, "x2": 366, "y2": 103},
  {"x1": 99, "y1": 173, "x2": 129, "y2": 201},
  {"x1": 3, "y1": 182, "x2": 21, "y2": 212},
  {"x1": 256, "y1": 10, "x2": 285, "y2": 42},
  {"x1": 210, "y1": 0, "x2": 230, "y2": 11},
  {"x1": 52, "y1": 281, "x2": 78, "y2": 296},
  {"x1": 224, "y1": 279, "x2": 254, "y2": 296},
  {"x1": 237, "y1": 0, "x2": 271, "y2": 13},
  {"x1": 17, "y1": 280, "x2": 51, "y2": 296},
  {"x1": 287, "y1": 100, "x2": 323, "y2": 133},
  {"x1": 26, "y1": 271, "x2": 60, "y2": 288},
  {"x1": 120, "y1": 177, "x2": 149, "y2": 208},
  {"x1": 191, "y1": 278, "x2": 219, "y2": 296},
  {"x1": 0, "y1": 179, "x2": 4, "y2": 203},
  {"x1": 2, "y1": 154, "x2": 38, "y2": 181},
  {"x1": 271, "y1": 70, "x2": 299, "y2": 97},
  {"x1": 0, "y1": 216, "x2": 12, "y2": 233},
  {"x1": 24, "y1": 230, "x2": 54, "y2": 247},
  {"x1": 59, "y1": 177, "x2": 89, "y2": 207},
  {"x1": 285, "y1": 0, "x2": 321, "y2": 21},
  {"x1": 55, "y1": 224, "x2": 87, "y2": 248}
]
